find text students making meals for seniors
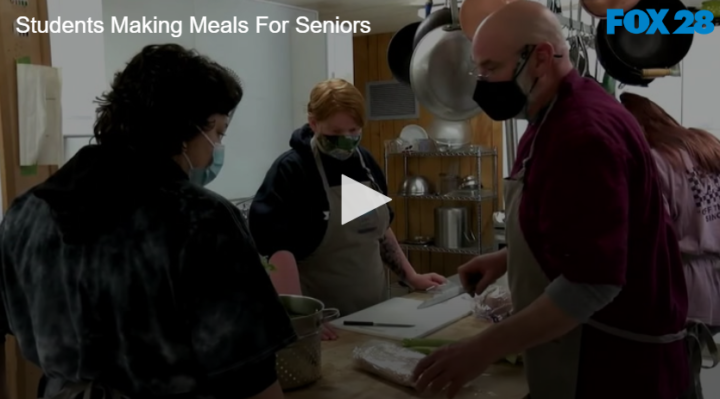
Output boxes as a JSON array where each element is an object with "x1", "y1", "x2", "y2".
[
  {"x1": 249, "y1": 79, "x2": 445, "y2": 334},
  {"x1": 0, "y1": 44, "x2": 296, "y2": 399},
  {"x1": 412, "y1": 2, "x2": 690, "y2": 399}
]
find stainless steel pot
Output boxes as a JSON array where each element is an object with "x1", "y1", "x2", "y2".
[
  {"x1": 439, "y1": 173, "x2": 460, "y2": 194},
  {"x1": 276, "y1": 295, "x2": 338, "y2": 390},
  {"x1": 279, "y1": 294, "x2": 338, "y2": 335},
  {"x1": 459, "y1": 175, "x2": 479, "y2": 190},
  {"x1": 434, "y1": 206, "x2": 474, "y2": 249},
  {"x1": 409, "y1": 0, "x2": 481, "y2": 121}
]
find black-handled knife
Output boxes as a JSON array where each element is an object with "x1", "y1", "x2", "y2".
[{"x1": 343, "y1": 321, "x2": 415, "y2": 328}]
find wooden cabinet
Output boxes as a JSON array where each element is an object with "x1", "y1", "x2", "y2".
[{"x1": 4, "y1": 338, "x2": 43, "y2": 399}]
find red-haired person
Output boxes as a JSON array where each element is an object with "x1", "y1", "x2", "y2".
[{"x1": 249, "y1": 79, "x2": 445, "y2": 340}]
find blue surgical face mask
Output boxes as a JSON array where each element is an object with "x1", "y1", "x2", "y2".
[{"x1": 184, "y1": 132, "x2": 224, "y2": 186}]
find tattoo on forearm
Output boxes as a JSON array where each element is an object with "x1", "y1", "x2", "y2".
[{"x1": 379, "y1": 236, "x2": 407, "y2": 280}]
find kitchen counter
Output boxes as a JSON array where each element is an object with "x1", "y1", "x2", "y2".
[{"x1": 285, "y1": 293, "x2": 528, "y2": 399}]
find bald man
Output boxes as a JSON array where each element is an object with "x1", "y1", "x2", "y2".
[{"x1": 413, "y1": 2, "x2": 691, "y2": 399}]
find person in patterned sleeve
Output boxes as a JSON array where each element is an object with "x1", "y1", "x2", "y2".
[{"x1": 0, "y1": 44, "x2": 295, "y2": 399}]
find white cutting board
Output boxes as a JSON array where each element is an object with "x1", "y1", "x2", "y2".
[{"x1": 331, "y1": 295, "x2": 473, "y2": 340}]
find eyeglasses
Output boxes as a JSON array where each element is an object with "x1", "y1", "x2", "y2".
[
  {"x1": 467, "y1": 45, "x2": 538, "y2": 81},
  {"x1": 467, "y1": 64, "x2": 496, "y2": 81}
]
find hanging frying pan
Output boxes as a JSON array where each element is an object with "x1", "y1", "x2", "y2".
[
  {"x1": 603, "y1": 0, "x2": 693, "y2": 68},
  {"x1": 413, "y1": 7, "x2": 452, "y2": 48},
  {"x1": 459, "y1": 0, "x2": 518, "y2": 40},
  {"x1": 581, "y1": 0, "x2": 640, "y2": 18},
  {"x1": 387, "y1": 22, "x2": 421, "y2": 85},
  {"x1": 409, "y1": 0, "x2": 481, "y2": 120},
  {"x1": 595, "y1": 19, "x2": 677, "y2": 87}
]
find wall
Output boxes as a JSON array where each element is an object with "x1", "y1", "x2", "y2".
[
  {"x1": 47, "y1": 0, "x2": 106, "y2": 178},
  {"x1": 97, "y1": 0, "x2": 328, "y2": 200},
  {"x1": 47, "y1": 0, "x2": 106, "y2": 136},
  {"x1": 353, "y1": 32, "x2": 503, "y2": 277},
  {"x1": 291, "y1": 21, "x2": 331, "y2": 127}
]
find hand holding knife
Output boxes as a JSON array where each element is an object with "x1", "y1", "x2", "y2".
[{"x1": 462, "y1": 272, "x2": 483, "y2": 296}]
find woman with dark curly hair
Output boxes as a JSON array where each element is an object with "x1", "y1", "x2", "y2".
[{"x1": 0, "y1": 44, "x2": 295, "y2": 399}]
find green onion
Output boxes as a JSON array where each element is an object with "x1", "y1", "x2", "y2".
[
  {"x1": 402, "y1": 338, "x2": 455, "y2": 348},
  {"x1": 407, "y1": 346, "x2": 435, "y2": 355},
  {"x1": 260, "y1": 256, "x2": 276, "y2": 272}
]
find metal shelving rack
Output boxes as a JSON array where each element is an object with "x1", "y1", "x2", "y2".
[{"x1": 384, "y1": 141, "x2": 499, "y2": 256}]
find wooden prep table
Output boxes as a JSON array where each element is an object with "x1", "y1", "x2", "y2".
[{"x1": 286, "y1": 293, "x2": 528, "y2": 399}]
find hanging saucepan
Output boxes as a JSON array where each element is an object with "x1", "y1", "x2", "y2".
[
  {"x1": 387, "y1": 22, "x2": 421, "y2": 85},
  {"x1": 595, "y1": 19, "x2": 676, "y2": 87},
  {"x1": 581, "y1": 0, "x2": 641, "y2": 18},
  {"x1": 459, "y1": 0, "x2": 519, "y2": 40},
  {"x1": 413, "y1": 6, "x2": 452, "y2": 48},
  {"x1": 409, "y1": 0, "x2": 481, "y2": 120},
  {"x1": 602, "y1": 0, "x2": 692, "y2": 69}
]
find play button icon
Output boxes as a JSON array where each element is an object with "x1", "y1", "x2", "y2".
[{"x1": 341, "y1": 174, "x2": 392, "y2": 225}]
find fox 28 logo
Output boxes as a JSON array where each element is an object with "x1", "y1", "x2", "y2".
[{"x1": 606, "y1": 9, "x2": 715, "y2": 34}]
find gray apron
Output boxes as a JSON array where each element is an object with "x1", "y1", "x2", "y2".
[
  {"x1": 505, "y1": 103, "x2": 716, "y2": 399},
  {"x1": 297, "y1": 139, "x2": 390, "y2": 316}
]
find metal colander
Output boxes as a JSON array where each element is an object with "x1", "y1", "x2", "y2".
[
  {"x1": 276, "y1": 295, "x2": 339, "y2": 390},
  {"x1": 276, "y1": 332, "x2": 322, "y2": 390}
]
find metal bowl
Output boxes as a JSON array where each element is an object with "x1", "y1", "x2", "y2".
[
  {"x1": 427, "y1": 118, "x2": 472, "y2": 150},
  {"x1": 459, "y1": 175, "x2": 479, "y2": 190},
  {"x1": 399, "y1": 176, "x2": 431, "y2": 196}
]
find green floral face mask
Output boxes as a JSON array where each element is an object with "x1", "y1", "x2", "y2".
[{"x1": 316, "y1": 133, "x2": 362, "y2": 160}]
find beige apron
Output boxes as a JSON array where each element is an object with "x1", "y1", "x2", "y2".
[
  {"x1": 297, "y1": 139, "x2": 390, "y2": 316},
  {"x1": 504, "y1": 104, "x2": 714, "y2": 399}
]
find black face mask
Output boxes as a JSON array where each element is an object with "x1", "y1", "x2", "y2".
[
  {"x1": 473, "y1": 79, "x2": 531, "y2": 121},
  {"x1": 472, "y1": 48, "x2": 535, "y2": 121}
]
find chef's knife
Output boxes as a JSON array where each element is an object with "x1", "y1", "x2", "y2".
[
  {"x1": 417, "y1": 285, "x2": 465, "y2": 309},
  {"x1": 343, "y1": 321, "x2": 415, "y2": 328}
]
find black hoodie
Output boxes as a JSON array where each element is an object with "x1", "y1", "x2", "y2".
[{"x1": 248, "y1": 124, "x2": 393, "y2": 260}]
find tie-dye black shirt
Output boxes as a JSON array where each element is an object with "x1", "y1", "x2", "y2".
[{"x1": 0, "y1": 145, "x2": 296, "y2": 398}]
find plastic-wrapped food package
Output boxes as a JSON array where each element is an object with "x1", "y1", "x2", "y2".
[
  {"x1": 353, "y1": 341, "x2": 504, "y2": 395},
  {"x1": 472, "y1": 284, "x2": 513, "y2": 322},
  {"x1": 352, "y1": 340, "x2": 424, "y2": 387}
]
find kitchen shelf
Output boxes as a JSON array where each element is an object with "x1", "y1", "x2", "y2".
[
  {"x1": 393, "y1": 190, "x2": 497, "y2": 202},
  {"x1": 399, "y1": 243, "x2": 492, "y2": 255},
  {"x1": 384, "y1": 138, "x2": 499, "y2": 258},
  {"x1": 386, "y1": 145, "x2": 496, "y2": 158}
]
